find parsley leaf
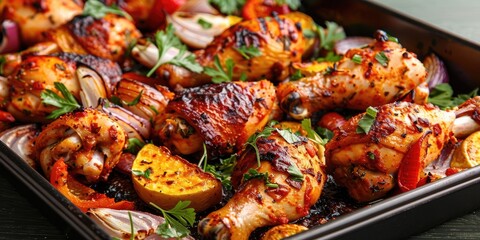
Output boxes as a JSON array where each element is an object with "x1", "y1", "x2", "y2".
[
  {"x1": 290, "y1": 69, "x2": 304, "y2": 81},
  {"x1": 318, "y1": 21, "x2": 346, "y2": 51},
  {"x1": 110, "y1": 91, "x2": 143, "y2": 107},
  {"x1": 356, "y1": 106, "x2": 378, "y2": 134},
  {"x1": 204, "y1": 56, "x2": 234, "y2": 83},
  {"x1": 209, "y1": 0, "x2": 245, "y2": 15},
  {"x1": 168, "y1": 47, "x2": 204, "y2": 73},
  {"x1": 198, "y1": 143, "x2": 208, "y2": 171},
  {"x1": 132, "y1": 169, "x2": 151, "y2": 179},
  {"x1": 276, "y1": 129, "x2": 301, "y2": 144},
  {"x1": 204, "y1": 155, "x2": 237, "y2": 191},
  {"x1": 126, "y1": 138, "x2": 145, "y2": 154},
  {"x1": 151, "y1": 201, "x2": 196, "y2": 239},
  {"x1": 317, "y1": 51, "x2": 342, "y2": 62},
  {"x1": 387, "y1": 33, "x2": 399, "y2": 43},
  {"x1": 316, "y1": 126, "x2": 334, "y2": 144},
  {"x1": 275, "y1": 0, "x2": 301, "y2": 10},
  {"x1": 41, "y1": 82, "x2": 81, "y2": 119},
  {"x1": 375, "y1": 51, "x2": 389, "y2": 67},
  {"x1": 287, "y1": 164, "x2": 304, "y2": 182},
  {"x1": 243, "y1": 168, "x2": 278, "y2": 188},
  {"x1": 352, "y1": 54, "x2": 363, "y2": 64},
  {"x1": 198, "y1": 18, "x2": 213, "y2": 29},
  {"x1": 235, "y1": 46, "x2": 262, "y2": 60},
  {"x1": 428, "y1": 83, "x2": 454, "y2": 109},
  {"x1": 301, "y1": 119, "x2": 325, "y2": 145},
  {"x1": 83, "y1": 0, "x2": 132, "y2": 20},
  {"x1": 245, "y1": 125, "x2": 276, "y2": 167},
  {"x1": 147, "y1": 24, "x2": 202, "y2": 77},
  {"x1": 428, "y1": 83, "x2": 479, "y2": 109}
]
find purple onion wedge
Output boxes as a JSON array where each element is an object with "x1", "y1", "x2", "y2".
[
  {"x1": 423, "y1": 53, "x2": 449, "y2": 89},
  {"x1": 333, "y1": 36, "x2": 374, "y2": 55}
]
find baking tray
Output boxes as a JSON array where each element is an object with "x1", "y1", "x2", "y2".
[{"x1": 1, "y1": 0, "x2": 480, "y2": 239}]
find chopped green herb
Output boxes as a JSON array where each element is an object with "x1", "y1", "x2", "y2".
[
  {"x1": 132, "y1": 168, "x2": 151, "y2": 179},
  {"x1": 235, "y1": 45, "x2": 262, "y2": 60},
  {"x1": 83, "y1": 0, "x2": 132, "y2": 20},
  {"x1": 243, "y1": 168, "x2": 278, "y2": 188},
  {"x1": 356, "y1": 106, "x2": 378, "y2": 134},
  {"x1": 317, "y1": 51, "x2": 342, "y2": 62},
  {"x1": 375, "y1": 51, "x2": 389, "y2": 67},
  {"x1": 275, "y1": 0, "x2": 301, "y2": 10},
  {"x1": 198, "y1": 143, "x2": 208, "y2": 171},
  {"x1": 126, "y1": 138, "x2": 145, "y2": 154},
  {"x1": 324, "y1": 64, "x2": 337, "y2": 75},
  {"x1": 303, "y1": 29, "x2": 316, "y2": 39},
  {"x1": 128, "y1": 211, "x2": 135, "y2": 240},
  {"x1": 239, "y1": 72, "x2": 248, "y2": 81},
  {"x1": 290, "y1": 69, "x2": 304, "y2": 81},
  {"x1": 387, "y1": 33, "x2": 399, "y2": 43},
  {"x1": 428, "y1": 83, "x2": 454, "y2": 109},
  {"x1": 204, "y1": 56, "x2": 234, "y2": 83},
  {"x1": 168, "y1": 47, "x2": 204, "y2": 73},
  {"x1": 301, "y1": 119, "x2": 324, "y2": 145},
  {"x1": 209, "y1": 0, "x2": 245, "y2": 15},
  {"x1": 318, "y1": 22, "x2": 346, "y2": 51},
  {"x1": 352, "y1": 54, "x2": 363, "y2": 64},
  {"x1": 287, "y1": 164, "x2": 304, "y2": 182},
  {"x1": 245, "y1": 125, "x2": 276, "y2": 167},
  {"x1": 204, "y1": 154, "x2": 236, "y2": 191},
  {"x1": 197, "y1": 18, "x2": 213, "y2": 29},
  {"x1": 41, "y1": 82, "x2": 81, "y2": 119},
  {"x1": 276, "y1": 129, "x2": 301, "y2": 144},
  {"x1": 152, "y1": 201, "x2": 196, "y2": 239},
  {"x1": 147, "y1": 24, "x2": 202, "y2": 77},
  {"x1": 367, "y1": 151, "x2": 376, "y2": 160},
  {"x1": 315, "y1": 126, "x2": 334, "y2": 144},
  {"x1": 0, "y1": 55, "x2": 6, "y2": 76},
  {"x1": 109, "y1": 91, "x2": 143, "y2": 107},
  {"x1": 149, "y1": 105, "x2": 159, "y2": 115},
  {"x1": 428, "y1": 83, "x2": 479, "y2": 109}
]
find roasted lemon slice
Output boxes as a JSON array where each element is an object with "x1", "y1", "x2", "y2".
[
  {"x1": 451, "y1": 131, "x2": 480, "y2": 169},
  {"x1": 132, "y1": 144, "x2": 222, "y2": 212}
]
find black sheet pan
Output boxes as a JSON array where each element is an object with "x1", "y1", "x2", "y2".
[{"x1": 1, "y1": 0, "x2": 480, "y2": 239}]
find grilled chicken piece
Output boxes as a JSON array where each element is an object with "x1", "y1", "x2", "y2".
[
  {"x1": 277, "y1": 30, "x2": 427, "y2": 119},
  {"x1": 154, "y1": 80, "x2": 279, "y2": 156},
  {"x1": 2, "y1": 0, "x2": 83, "y2": 46},
  {"x1": 198, "y1": 130, "x2": 326, "y2": 240},
  {"x1": 34, "y1": 108, "x2": 126, "y2": 183},
  {"x1": 7, "y1": 53, "x2": 121, "y2": 122},
  {"x1": 45, "y1": 14, "x2": 141, "y2": 63},
  {"x1": 154, "y1": 12, "x2": 317, "y2": 88},
  {"x1": 325, "y1": 102, "x2": 455, "y2": 202}
]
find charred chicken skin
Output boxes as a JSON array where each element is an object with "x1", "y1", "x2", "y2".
[
  {"x1": 46, "y1": 14, "x2": 141, "y2": 63},
  {"x1": 155, "y1": 12, "x2": 317, "y2": 88},
  {"x1": 7, "y1": 53, "x2": 121, "y2": 122},
  {"x1": 154, "y1": 80, "x2": 278, "y2": 156},
  {"x1": 325, "y1": 102, "x2": 455, "y2": 202},
  {"x1": 277, "y1": 31, "x2": 427, "y2": 119},
  {"x1": 34, "y1": 108, "x2": 126, "y2": 183},
  {"x1": 2, "y1": 0, "x2": 83, "y2": 46},
  {"x1": 198, "y1": 130, "x2": 326, "y2": 240}
]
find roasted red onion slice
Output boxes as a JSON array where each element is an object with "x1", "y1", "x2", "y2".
[
  {"x1": 0, "y1": 20, "x2": 20, "y2": 54},
  {"x1": 0, "y1": 124, "x2": 40, "y2": 168},
  {"x1": 178, "y1": 0, "x2": 219, "y2": 14},
  {"x1": 77, "y1": 66, "x2": 108, "y2": 107},
  {"x1": 423, "y1": 53, "x2": 449, "y2": 89},
  {"x1": 333, "y1": 36, "x2": 374, "y2": 55},
  {"x1": 115, "y1": 77, "x2": 173, "y2": 121},
  {"x1": 132, "y1": 42, "x2": 180, "y2": 68},
  {"x1": 97, "y1": 99, "x2": 151, "y2": 140},
  {"x1": 87, "y1": 208, "x2": 194, "y2": 240}
]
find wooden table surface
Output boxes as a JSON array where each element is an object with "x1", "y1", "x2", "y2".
[{"x1": 2, "y1": 0, "x2": 480, "y2": 239}]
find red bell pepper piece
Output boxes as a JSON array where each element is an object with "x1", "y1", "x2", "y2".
[
  {"x1": 397, "y1": 131, "x2": 432, "y2": 192},
  {"x1": 0, "y1": 111, "x2": 15, "y2": 122},
  {"x1": 50, "y1": 159, "x2": 135, "y2": 213},
  {"x1": 242, "y1": 0, "x2": 291, "y2": 20}
]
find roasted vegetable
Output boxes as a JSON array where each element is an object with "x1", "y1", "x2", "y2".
[{"x1": 132, "y1": 144, "x2": 222, "y2": 212}]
